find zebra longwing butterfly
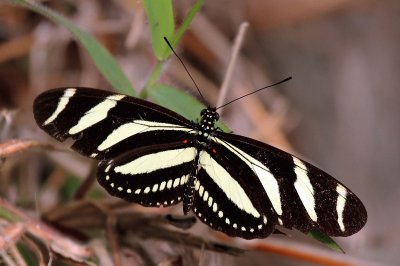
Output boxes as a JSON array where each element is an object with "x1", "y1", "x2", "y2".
[{"x1": 33, "y1": 87, "x2": 367, "y2": 239}]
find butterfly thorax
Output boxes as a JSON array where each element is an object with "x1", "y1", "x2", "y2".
[{"x1": 196, "y1": 107, "x2": 219, "y2": 140}]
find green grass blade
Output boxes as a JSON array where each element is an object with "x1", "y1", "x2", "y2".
[
  {"x1": 308, "y1": 229, "x2": 345, "y2": 253},
  {"x1": 17, "y1": 242, "x2": 37, "y2": 266},
  {"x1": 168, "y1": 0, "x2": 203, "y2": 52},
  {"x1": 148, "y1": 84, "x2": 230, "y2": 132},
  {"x1": 5, "y1": 0, "x2": 135, "y2": 95},
  {"x1": 142, "y1": 0, "x2": 175, "y2": 60},
  {"x1": 148, "y1": 84, "x2": 204, "y2": 120}
]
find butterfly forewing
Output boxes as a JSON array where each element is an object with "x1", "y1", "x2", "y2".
[
  {"x1": 33, "y1": 88, "x2": 193, "y2": 160},
  {"x1": 213, "y1": 132, "x2": 367, "y2": 236}
]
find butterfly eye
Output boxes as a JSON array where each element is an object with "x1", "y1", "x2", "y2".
[
  {"x1": 215, "y1": 112, "x2": 220, "y2": 120},
  {"x1": 201, "y1": 109, "x2": 206, "y2": 116}
]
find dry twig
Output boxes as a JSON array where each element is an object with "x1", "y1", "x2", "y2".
[{"x1": 216, "y1": 22, "x2": 249, "y2": 111}]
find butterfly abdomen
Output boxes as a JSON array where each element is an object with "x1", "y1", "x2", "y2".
[{"x1": 183, "y1": 152, "x2": 200, "y2": 214}]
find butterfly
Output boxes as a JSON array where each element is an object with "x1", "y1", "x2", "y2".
[{"x1": 33, "y1": 86, "x2": 367, "y2": 240}]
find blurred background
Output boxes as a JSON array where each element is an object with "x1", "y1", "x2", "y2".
[{"x1": 0, "y1": 0, "x2": 398, "y2": 265}]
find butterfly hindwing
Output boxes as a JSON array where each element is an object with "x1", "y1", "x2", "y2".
[
  {"x1": 97, "y1": 142, "x2": 197, "y2": 207},
  {"x1": 33, "y1": 88, "x2": 193, "y2": 160},
  {"x1": 192, "y1": 149, "x2": 277, "y2": 239},
  {"x1": 213, "y1": 132, "x2": 367, "y2": 236}
]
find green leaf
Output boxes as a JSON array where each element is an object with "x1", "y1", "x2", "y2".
[
  {"x1": 17, "y1": 242, "x2": 37, "y2": 266},
  {"x1": 168, "y1": 0, "x2": 203, "y2": 53},
  {"x1": 140, "y1": 0, "x2": 202, "y2": 96},
  {"x1": 148, "y1": 84, "x2": 230, "y2": 132},
  {"x1": 142, "y1": 0, "x2": 175, "y2": 60},
  {"x1": 148, "y1": 84, "x2": 203, "y2": 120},
  {"x1": 140, "y1": 61, "x2": 163, "y2": 98},
  {"x1": 5, "y1": 0, "x2": 135, "y2": 95},
  {"x1": 307, "y1": 229, "x2": 344, "y2": 253}
]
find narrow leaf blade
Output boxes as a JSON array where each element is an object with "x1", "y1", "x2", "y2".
[
  {"x1": 169, "y1": 0, "x2": 203, "y2": 53},
  {"x1": 142, "y1": 0, "x2": 175, "y2": 60},
  {"x1": 308, "y1": 229, "x2": 344, "y2": 253},
  {"x1": 6, "y1": 0, "x2": 135, "y2": 95}
]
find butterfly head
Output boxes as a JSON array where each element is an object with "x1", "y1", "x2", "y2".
[{"x1": 200, "y1": 107, "x2": 219, "y2": 123}]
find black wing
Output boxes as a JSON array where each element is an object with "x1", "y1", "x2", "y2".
[
  {"x1": 191, "y1": 149, "x2": 277, "y2": 239},
  {"x1": 209, "y1": 132, "x2": 367, "y2": 237},
  {"x1": 33, "y1": 87, "x2": 194, "y2": 161},
  {"x1": 97, "y1": 142, "x2": 197, "y2": 207}
]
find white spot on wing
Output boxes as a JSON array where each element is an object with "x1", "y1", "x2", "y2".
[
  {"x1": 203, "y1": 191, "x2": 209, "y2": 201},
  {"x1": 208, "y1": 197, "x2": 213, "y2": 207},
  {"x1": 160, "y1": 181, "x2": 166, "y2": 191},
  {"x1": 199, "y1": 185, "x2": 204, "y2": 196},
  {"x1": 167, "y1": 179, "x2": 173, "y2": 189},
  {"x1": 293, "y1": 157, "x2": 318, "y2": 222},
  {"x1": 105, "y1": 165, "x2": 111, "y2": 173},
  {"x1": 152, "y1": 184, "x2": 158, "y2": 192},
  {"x1": 336, "y1": 184, "x2": 348, "y2": 232},
  {"x1": 69, "y1": 94, "x2": 125, "y2": 134},
  {"x1": 115, "y1": 148, "x2": 196, "y2": 175},
  {"x1": 173, "y1": 177, "x2": 180, "y2": 188},
  {"x1": 213, "y1": 202, "x2": 218, "y2": 212},
  {"x1": 44, "y1": 88, "x2": 76, "y2": 125},
  {"x1": 199, "y1": 150, "x2": 260, "y2": 218}
]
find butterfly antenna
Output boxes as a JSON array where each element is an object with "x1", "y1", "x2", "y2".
[
  {"x1": 164, "y1": 37, "x2": 206, "y2": 103},
  {"x1": 215, "y1": 77, "x2": 292, "y2": 110}
]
